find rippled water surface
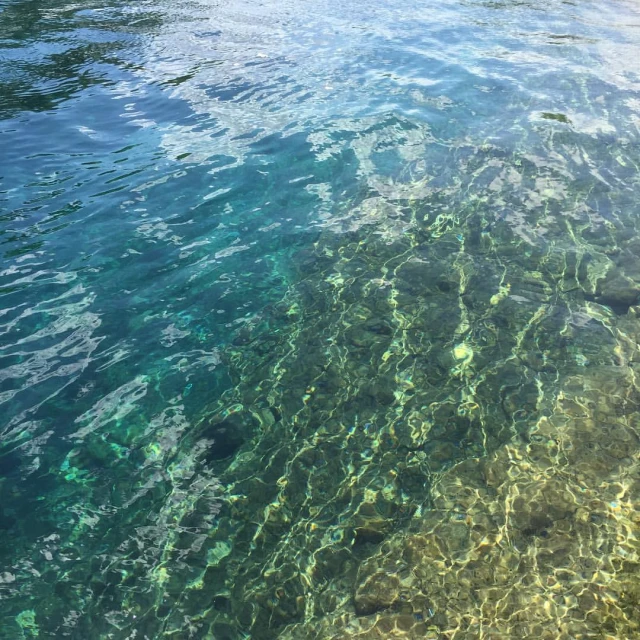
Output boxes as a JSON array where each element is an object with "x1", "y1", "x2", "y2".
[{"x1": 3, "y1": 0, "x2": 640, "y2": 637}]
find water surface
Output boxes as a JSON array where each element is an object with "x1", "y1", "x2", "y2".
[{"x1": 2, "y1": 0, "x2": 640, "y2": 637}]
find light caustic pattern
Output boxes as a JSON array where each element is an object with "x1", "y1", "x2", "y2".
[
  {"x1": 205, "y1": 123, "x2": 640, "y2": 639},
  {"x1": 2, "y1": 0, "x2": 640, "y2": 638}
]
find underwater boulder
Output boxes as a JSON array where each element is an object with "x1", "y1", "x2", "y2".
[
  {"x1": 198, "y1": 412, "x2": 255, "y2": 462},
  {"x1": 595, "y1": 270, "x2": 640, "y2": 313},
  {"x1": 354, "y1": 571, "x2": 401, "y2": 616}
]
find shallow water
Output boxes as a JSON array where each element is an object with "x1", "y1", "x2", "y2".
[{"x1": 2, "y1": 0, "x2": 640, "y2": 637}]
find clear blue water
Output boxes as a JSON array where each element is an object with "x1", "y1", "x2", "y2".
[{"x1": 3, "y1": 0, "x2": 640, "y2": 637}]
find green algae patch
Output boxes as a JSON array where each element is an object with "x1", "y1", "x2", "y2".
[{"x1": 16, "y1": 610, "x2": 39, "y2": 638}]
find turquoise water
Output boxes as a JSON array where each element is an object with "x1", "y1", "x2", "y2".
[{"x1": 3, "y1": 0, "x2": 640, "y2": 637}]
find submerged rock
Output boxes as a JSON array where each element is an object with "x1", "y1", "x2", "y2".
[
  {"x1": 354, "y1": 571, "x2": 401, "y2": 616},
  {"x1": 596, "y1": 272, "x2": 640, "y2": 312},
  {"x1": 198, "y1": 412, "x2": 253, "y2": 462}
]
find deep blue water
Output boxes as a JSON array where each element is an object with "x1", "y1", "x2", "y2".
[{"x1": 3, "y1": 0, "x2": 640, "y2": 637}]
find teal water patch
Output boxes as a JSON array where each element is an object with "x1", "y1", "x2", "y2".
[{"x1": 2, "y1": 0, "x2": 640, "y2": 637}]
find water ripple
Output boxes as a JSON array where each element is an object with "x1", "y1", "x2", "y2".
[{"x1": 2, "y1": 0, "x2": 640, "y2": 636}]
